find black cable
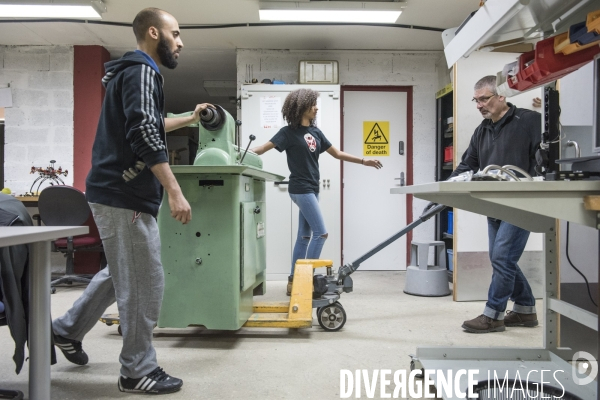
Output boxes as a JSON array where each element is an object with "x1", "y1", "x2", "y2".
[
  {"x1": 565, "y1": 222, "x2": 598, "y2": 308},
  {"x1": 0, "y1": 18, "x2": 446, "y2": 32}
]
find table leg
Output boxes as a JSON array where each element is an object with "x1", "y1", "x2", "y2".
[{"x1": 29, "y1": 240, "x2": 51, "y2": 400}]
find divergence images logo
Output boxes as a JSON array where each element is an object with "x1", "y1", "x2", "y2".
[{"x1": 573, "y1": 351, "x2": 598, "y2": 386}]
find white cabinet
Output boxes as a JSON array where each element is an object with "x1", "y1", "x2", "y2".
[{"x1": 241, "y1": 84, "x2": 341, "y2": 280}]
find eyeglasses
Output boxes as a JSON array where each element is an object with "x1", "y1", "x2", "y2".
[{"x1": 471, "y1": 94, "x2": 496, "y2": 105}]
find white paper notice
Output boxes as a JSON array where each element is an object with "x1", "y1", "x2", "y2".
[{"x1": 260, "y1": 96, "x2": 282, "y2": 129}]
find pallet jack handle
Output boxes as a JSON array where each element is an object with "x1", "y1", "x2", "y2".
[{"x1": 337, "y1": 203, "x2": 447, "y2": 284}]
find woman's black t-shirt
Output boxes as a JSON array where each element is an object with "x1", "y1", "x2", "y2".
[{"x1": 270, "y1": 125, "x2": 332, "y2": 194}]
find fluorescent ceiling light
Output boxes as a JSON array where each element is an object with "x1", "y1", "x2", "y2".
[
  {"x1": 0, "y1": 1, "x2": 105, "y2": 19},
  {"x1": 259, "y1": 1, "x2": 404, "y2": 24},
  {"x1": 260, "y1": 9, "x2": 401, "y2": 23}
]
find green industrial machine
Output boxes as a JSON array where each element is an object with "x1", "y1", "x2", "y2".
[{"x1": 157, "y1": 106, "x2": 283, "y2": 330}]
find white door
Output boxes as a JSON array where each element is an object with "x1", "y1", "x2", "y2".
[
  {"x1": 342, "y1": 90, "x2": 408, "y2": 270},
  {"x1": 241, "y1": 85, "x2": 341, "y2": 280}
]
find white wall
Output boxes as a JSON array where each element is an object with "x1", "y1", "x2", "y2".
[
  {"x1": 0, "y1": 45, "x2": 74, "y2": 194},
  {"x1": 236, "y1": 49, "x2": 442, "y2": 242}
]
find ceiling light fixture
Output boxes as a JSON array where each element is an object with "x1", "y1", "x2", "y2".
[
  {"x1": 259, "y1": 1, "x2": 404, "y2": 24},
  {"x1": 0, "y1": 1, "x2": 106, "y2": 19}
]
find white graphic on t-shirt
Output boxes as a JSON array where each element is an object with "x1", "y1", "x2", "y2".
[{"x1": 304, "y1": 133, "x2": 317, "y2": 152}]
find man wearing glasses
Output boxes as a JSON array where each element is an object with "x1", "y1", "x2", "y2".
[{"x1": 450, "y1": 75, "x2": 541, "y2": 333}]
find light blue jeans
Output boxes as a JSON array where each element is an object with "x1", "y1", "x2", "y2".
[
  {"x1": 484, "y1": 217, "x2": 536, "y2": 320},
  {"x1": 289, "y1": 192, "x2": 327, "y2": 276}
]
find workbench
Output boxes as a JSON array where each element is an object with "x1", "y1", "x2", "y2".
[{"x1": 391, "y1": 181, "x2": 600, "y2": 399}]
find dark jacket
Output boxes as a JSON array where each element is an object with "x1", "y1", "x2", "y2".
[
  {"x1": 85, "y1": 51, "x2": 169, "y2": 217},
  {"x1": 0, "y1": 194, "x2": 32, "y2": 374},
  {"x1": 450, "y1": 104, "x2": 541, "y2": 178}
]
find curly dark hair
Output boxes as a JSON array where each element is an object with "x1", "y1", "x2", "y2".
[{"x1": 281, "y1": 88, "x2": 319, "y2": 129}]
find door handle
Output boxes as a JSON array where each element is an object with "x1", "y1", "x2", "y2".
[
  {"x1": 394, "y1": 172, "x2": 405, "y2": 186},
  {"x1": 274, "y1": 181, "x2": 289, "y2": 186}
]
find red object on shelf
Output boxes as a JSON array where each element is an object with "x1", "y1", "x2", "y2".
[
  {"x1": 444, "y1": 146, "x2": 453, "y2": 162},
  {"x1": 508, "y1": 36, "x2": 600, "y2": 91}
]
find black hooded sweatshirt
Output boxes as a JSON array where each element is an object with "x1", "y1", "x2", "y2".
[
  {"x1": 450, "y1": 103, "x2": 541, "y2": 178},
  {"x1": 85, "y1": 51, "x2": 169, "y2": 217}
]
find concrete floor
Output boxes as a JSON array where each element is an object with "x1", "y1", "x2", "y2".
[{"x1": 0, "y1": 271, "x2": 544, "y2": 400}]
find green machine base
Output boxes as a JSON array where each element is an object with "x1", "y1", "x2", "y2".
[{"x1": 158, "y1": 107, "x2": 283, "y2": 330}]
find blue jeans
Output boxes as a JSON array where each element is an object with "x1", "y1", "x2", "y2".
[
  {"x1": 289, "y1": 192, "x2": 327, "y2": 275},
  {"x1": 484, "y1": 218, "x2": 536, "y2": 320}
]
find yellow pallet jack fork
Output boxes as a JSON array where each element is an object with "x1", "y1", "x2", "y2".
[
  {"x1": 244, "y1": 259, "x2": 332, "y2": 329},
  {"x1": 99, "y1": 259, "x2": 339, "y2": 333}
]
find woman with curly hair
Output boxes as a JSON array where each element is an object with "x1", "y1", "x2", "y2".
[{"x1": 252, "y1": 88, "x2": 383, "y2": 295}]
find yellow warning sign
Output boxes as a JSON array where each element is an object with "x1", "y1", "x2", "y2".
[{"x1": 363, "y1": 121, "x2": 389, "y2": 156}]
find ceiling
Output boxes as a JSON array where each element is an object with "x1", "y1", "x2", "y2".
[{"x1": 0, "y1": 0, "x2": 480, "y2": 113}]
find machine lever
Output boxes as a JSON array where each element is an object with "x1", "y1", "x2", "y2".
[
  {"x1": 239, "y1": 134, "x2": 256, "y2": 165},
  {"x1": 254, "y1": 206, "x2": 261, "y2": 214},
  {"x1": 274, "y1": 181, "x2": 289, "y2": 186}
]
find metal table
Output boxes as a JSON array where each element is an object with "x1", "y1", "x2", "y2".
[
  {"x1": 391, "y1": 181, "x2": 600, "y2": 399},
  {"x1": 0, "y1": 226, "x2": 88, "y2": 400}
]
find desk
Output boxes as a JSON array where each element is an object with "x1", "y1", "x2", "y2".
[
  {"x1": 16, "y1": 196, "x2": 39, "y2": 208},
  {"x1": 391, "y1": 181, "x2": 600, "y2": 399},
  {"x1": 0, "y1": 226, "x2": 88, "y2": 400}
]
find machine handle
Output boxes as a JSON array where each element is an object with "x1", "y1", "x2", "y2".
[
  {"x1": 239, "y1": 134, "x2": 256, "y2": 165},
  {"x1": 274, "y1": 181, "x2": 289, "y2": 186}
]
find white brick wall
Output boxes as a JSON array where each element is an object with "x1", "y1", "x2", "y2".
[
  {"x1": 236, "y1": 49, "x2": 443, "y2": 242},
  {"x1": 0, "y1": 45, "x2": 74, "y2": 194}
]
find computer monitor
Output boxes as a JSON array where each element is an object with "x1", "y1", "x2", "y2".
[{"x1": 594, "y1": 53, "x2": 600, "y2": 154}]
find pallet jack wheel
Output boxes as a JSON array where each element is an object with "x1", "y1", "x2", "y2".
[
  {"x1": 317, "y1": 302, "x2": 346, "y2": 332},
  {"x1": 316, "y1": 301, "x2": 344, "y2": 315},
  {"x1": 409, "y1": 360, "x2": 424, "y2": 379}
]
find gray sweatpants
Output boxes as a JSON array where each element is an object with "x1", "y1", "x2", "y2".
[{"x1": 53, "y1": 202, "x2": 164, "y2": 379}]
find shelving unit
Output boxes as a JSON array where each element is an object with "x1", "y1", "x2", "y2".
[{"x1": 435, "y1": 84, "x2": 454, "y2": 280}]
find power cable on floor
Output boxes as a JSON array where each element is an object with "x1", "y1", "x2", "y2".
[{"x1": 565, "y1": 222, "x2": 598, "y2": 308}]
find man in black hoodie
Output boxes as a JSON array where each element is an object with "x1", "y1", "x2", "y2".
[
  {"x1": 52, "y1": 8, "x2": 209, "y2": 394},
  {"x1": 450, "y1": 75, "x2": 541, "y2": 334}
]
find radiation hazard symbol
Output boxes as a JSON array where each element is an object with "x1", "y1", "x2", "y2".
[{"x1": 363, "y1": 121, "x2": 389, "y2": 156}]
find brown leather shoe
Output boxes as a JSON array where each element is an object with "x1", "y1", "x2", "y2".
[
  {"x1": 504, "y1": 310, "x2": 538, "y2": 327},
  {"x1": 462, "y1": 314, "x2": 505, "y2": 333}
]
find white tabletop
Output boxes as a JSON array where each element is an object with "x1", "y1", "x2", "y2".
[
  {"x1": 0, "y1": 226, "x2": 89, "y2": 247},
  {"x1": 390, "y1": 180, "x2": 600, "y2": 194},
  {"x1": 390, "y1": 181, "x2": 600, "y2": 232}
]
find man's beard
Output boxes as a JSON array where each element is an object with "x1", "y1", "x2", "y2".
[{"x1": 157, "y1": 34, "x2": 178, "y2": 69}]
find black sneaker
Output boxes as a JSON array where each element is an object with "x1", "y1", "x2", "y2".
[
  {"x1": 53, "y1": 333, "x2": 88, "y2": 365},
  {"x1": 118, "y1": 367, "x2": 183, "y2": 394}
]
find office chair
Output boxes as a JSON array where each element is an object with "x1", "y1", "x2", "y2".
[{"x1": 37, "y1": 186, "x2": 105, "y2": 290}]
